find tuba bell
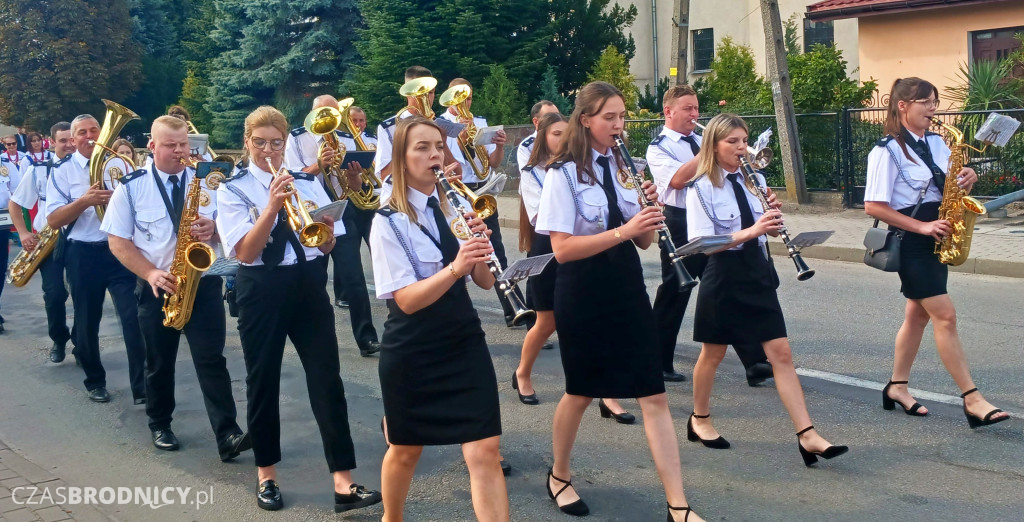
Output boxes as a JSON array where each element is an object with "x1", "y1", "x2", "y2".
[
  {"x1": 398, "y1": 77, "x2": 437, "y2": 119},
  {"x1": 439, "y1": 84, "x2": 490, "y2": 180},
  {"x1": 90, "y1": 99, "x2": 140, "y2": 220}
]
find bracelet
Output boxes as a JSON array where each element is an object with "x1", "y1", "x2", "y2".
[{"x1": 448, "y1": 263, "x2": 461, "y2": 279}]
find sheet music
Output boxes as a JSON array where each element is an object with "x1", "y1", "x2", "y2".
[
  {"x1": 500, "y1": 254, "x2": 555, "y2": 282},
  {"x1": 207, "y1": 257, "x2": 239, "y2": 277},
  {"x1": 975, "y1": 113, "x2": 1021, "y2": 147},
  {"x1": 188, "y1": 134, "x2": 210, "y2": 156},
  {"x1": 674, "y1": 235, "x2": 734, "y2": 257},
  {"x1": 309, "y1": 200, "x2": 348, "y2": 223},
  {"x1": 434, "y1": 118, "x2": 466, "y2": 139},
  {"x1": 786, "y1": 230, "x2": 833, "y2": 248},
  {"x1": 0, "y1": 210, "x2": 12, "y2": 228},
  {"x1": 473, "y1": 125, "x2": 504, "y2": 147},
  {"x1": 752, "y1": 128, "x2": 773, "y2": 153}
]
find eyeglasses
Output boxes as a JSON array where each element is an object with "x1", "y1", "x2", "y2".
[
  {"x1": 3, "y1": 142, "x2": 16, "y2": 146},
  {"x1": 911, "y1": 98, "x2": 939, "y2": 108},
  {"x1": 250, "y1": 137, "x2": 286, "y2": 151}
]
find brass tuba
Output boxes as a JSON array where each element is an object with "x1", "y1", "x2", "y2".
[
  {"x1": 439, "y1": 84, "x2": 490, "y2": 180},
  {"x1": 303, "y1": 103, "x2": 380, "y2": 209},
  {"x1": 398, "y1": 77, "x2": 437, "y2": 119},
  {"x1": 266, "y1": 157, "x2": 333, "y2": 247},
  {"x1": 930, "y1": 118, "x2": 987, "y2": 266},
  {"x1": 90, "y1": 99, "x2": 140, "y2": 220},
  {"x1": 162, "y1": 167, "x2": 217, "y2": 329},
  {"x1": 6, "y1": 225, "x2": 59, "y2": 287}
]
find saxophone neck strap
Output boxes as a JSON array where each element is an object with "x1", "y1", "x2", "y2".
[{"x1": 151, "y1": 165, "x2": 184, "y2": 233}]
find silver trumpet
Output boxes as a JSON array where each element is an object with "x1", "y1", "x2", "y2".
[
  {"x1": 691, "y1": 120, "x2": 774, "y2": 169},
  {"x1": 432, "y1": 167, "x2": 536, "y2": 326}
]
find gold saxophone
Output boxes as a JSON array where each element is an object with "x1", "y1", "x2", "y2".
[
  {"x1": 162, "y1": 168, "x2": 223, "y2": 329},
  {"x1": 930, "y1": 118, "x2": 987, "y2": 266},
  {"x1": 6, "y1": 225, "x2": 59, "y2": 287}
]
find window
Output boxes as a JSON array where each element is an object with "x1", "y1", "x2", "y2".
[
  {"x1": 803, "y1": 20, "x2": 834, "y2": 52},
  {"x1": 692, "y1": 29, "x2": 714, "y2": 72},
  {"x1": 971, "y1": 26, "x2": 1024, "y2": 65}
]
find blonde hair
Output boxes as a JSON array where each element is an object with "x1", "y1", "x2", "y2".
[
  {"x1": 695, "y1": 113, "x2": 754, "y2": 190},
  {"x1": 241, "y1": 106, "x2": 289, "y2": 165},
  {"x1": 388, "y1": 116, "x2": 452, "y2": 222}
]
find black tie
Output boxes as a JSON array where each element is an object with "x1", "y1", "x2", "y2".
[
  {"x1": 596, "y1": 155, "x2": 624, "y2": 229},
  {"x1": 726, "y1": 173, "x2": 758, "y2": 251},
  {"x1": 168, "y1": 175, "x2": 184, "y2": 224},
  {"x1": 680, "y1": 135, "x2": 701, "y2": 156},
  {"x1": 901, "y1": 130, "x2": 946, "y2": 189},
  {"x1": 426, "y1": 196, "x2": 460, "y2": 265},
  {"x1": 262, "y1": 209, "x2": 307, "y2": 268}
]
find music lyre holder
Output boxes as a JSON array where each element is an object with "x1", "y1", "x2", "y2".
[
  {"x1": 499, "y1": 254, "x2": 555, "y2": 284},
  {"x1": 675, "y1": 235, "x2": 734, "y2": 257},
  {"x1": 785, "y1": 231, "x2": 833, "y2": 249}
]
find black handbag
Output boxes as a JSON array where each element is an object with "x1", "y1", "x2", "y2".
[{"x1": 863, "y1": 184, "x2": 928, "y2": 272}]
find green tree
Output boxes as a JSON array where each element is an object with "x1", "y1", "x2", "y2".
[
  {"x1": 123, "y1": 0, "x2": 188, "y2": 136},
  {"x1": 546, "y1": 0, "x2": 638, "y2": 96},
  {"x1": 692, "y1": 37, "x2": 769, "y2": 114},
  {"x1": 179, "y1": 0, "x2": 226, "y2": 133},
  {"x1": 204, "y1": 0, "x2": 363, "y2": 146},
  {"x1": 587, "y1": 45, "x2": 639, "y2": 110},
  {"x1": 538, "y1": 65, "x2": 572, "y2": 114},
  {"x1": 473, "y1": 64, "x2": 528, "y2": 125},
  {"x1": 784, "y1": 14, "x2": 801, "y2": 57},
  {"x1": 787, "y1": 44, "x2": 877, "y2": 111},
  {"x1": 638, "y1": 77, "x2": 670, "y2": 113},
  {"x1": 0, "y1": 0, "x2": 142, "y2": 131}
]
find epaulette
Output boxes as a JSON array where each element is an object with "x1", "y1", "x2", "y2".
[
  {"x1": 381, "y1": 116, "x2": 397, "y2": 129},
  {"x1": 650, "y1": 135, "x2": 666, "y2": 146},
  {"x1": 336, "y1": 130, "x2": 353, "y2": 139},
  {"x1": 547, "y1": 160, "x2": 566, "y2": 169},
  {"x1": 53, "y1": 155, "x2": 73, "y2": 167},
  {"x1": 521, "y1": 163, "x2": 535, "y2": 172},
  {"x1": 224, "y1": 168, "x2": 248, "y2": 182},
  {"x1": 875, "y1": 135, "x2": 895, "y2": 147},
  {"x1": 519, "y1": 136, "x2": 535, "y2": 149},
  {"x1": 0, "y1": 157, "x2": 10, "y2": 163},
  {"x1": 924, "y1": 131, "x2": 941, "y2": 138},
  {"x1": 685, "y1": 173, "x2": 708, "y2": 188},
  {"x1": 289, "y1": 169, "x2": 314, "y2": 182},
  {"x1": 363, "y1": 131, "x2": 376, "y2": 139},
  {"x1": 290, "y1": 126, "x2": 307, "y2": 137},
  {"x1": 376, "y1": 206, "x2": 398, "y2": 218},
  {"x1": 121, "y1": 169, "x2": 147, "y2": 183}
]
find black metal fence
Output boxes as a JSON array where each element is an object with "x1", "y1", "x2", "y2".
[{"x1": 624, "y1": 108, "x2": 1024, "y2": 207}]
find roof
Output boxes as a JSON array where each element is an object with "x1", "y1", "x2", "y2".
[{"x1": 806, "y1": 0, "x2": 1011, "y2": 21}]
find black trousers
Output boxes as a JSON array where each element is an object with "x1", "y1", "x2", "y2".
[
  {"x1": 235, "y1": 261, "x2": 356, "y2": 471},
  {"x1": 651, "y1": 206, "x2": 768, "y2": 372},
  {"x1": 39, "y1": 245, "x2": 73, "y2": 346},
  {"x1": 0, "y1": 229, "x2": 9, "y2": 321},
  {"x1": 65, "y1": 241, "x2": 146, "y2": 398},
  {"x1": 137, "y1": 276, "x2": 241, "y2": 445},
  {"x1": 328, "y1": 205, "x2": 378, "y2": 349}
]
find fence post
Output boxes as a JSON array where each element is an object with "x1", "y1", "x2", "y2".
[{"x1": 840, "y1": 106, "x2": 852, "y2": 207}]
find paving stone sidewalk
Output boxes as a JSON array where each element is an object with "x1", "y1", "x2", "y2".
[
  {"x1": 496, "y1": 195, "x2": 1024, "y2": 278},
  {"x1": 0, "y1": 440, "x2": 109, "y2": 522}
]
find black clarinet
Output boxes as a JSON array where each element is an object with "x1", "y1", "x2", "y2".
[
  {"x1": 738, "y1": 157, "x2": 815, "y2": 281},
  {"x1": 612, "y1": 135, "x2": 698, "y2": 291},
  {"x1": 432, "y1": 167, "x2": 536, "y2": 325}
]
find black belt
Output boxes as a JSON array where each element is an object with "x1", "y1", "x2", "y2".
[{"x1": 67, "y1": 239, "x2": 108, "y2": 246}]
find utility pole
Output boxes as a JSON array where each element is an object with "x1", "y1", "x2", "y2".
[
  {"x1": 761, "y1": 0, "x2": 808, "y2": 205},
  {"x1": 671, "y1": 0, "x2": 689, "y2": 85}
]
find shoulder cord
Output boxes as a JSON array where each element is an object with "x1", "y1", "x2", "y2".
[
  {"x1": 222, "y1": 182, "x2": 260, "y2": 223},
  {"x1": 383, "y1": 213, "x2": 425, "y2": 281},
  {"x1": 885, "y1": 140, "x2": 929, "y2": 193},
  {"x1": 656, "y1": 141, "x2": 682, "y2": 163},
  {"x1": 560, "y1": 166, "x2": 601, "y2": 224},
  {"x1": 691, "y1": 182, "x2": 732, "y2": 229},
  {"x1": 123, "y1": 181, "x2": 152, "y2": 240}
]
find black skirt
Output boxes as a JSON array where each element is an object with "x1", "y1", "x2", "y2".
[
  {"x1": 553, "y1": 240, "x2": 664, "y2": 399},
  {"x1": 694, "y1": 247, "x2": 787, "y2": 345},
  {"x1": 526, "y1": 231, "x2": 557, "y2": 311},
  {"x1": 892, "y1": 201, "x2": 947, "y2": 300},
  {"x1": 379, "y1": 278, "x2": 501, "y2": 446}
]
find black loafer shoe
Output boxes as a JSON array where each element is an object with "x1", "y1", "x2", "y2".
[
  {"x1": 500, "y1": 459, "x2": 511, "y2": 476},
  {"x1": 334, "y1": 484, "x2": 382, "y2": 513},
  {"x1": 151, "y1": 429, "x2": 180, "y2": 451},
  {"x1": 219, "y1": 432, "x2": 252, "y2": 462},
  {"x1": 133, "y1": 397, "x2": 146, "y2": 405},
  {"x1": 88, "y1": 387, "x2": 111, "y2": 403},
  {"x1": 746, "y1": 361, "x2": 773, "y2": 387},
  {"x1": 335, "y1": 299, "x2": 349, "y2": 308},
  {"x1": 663, "y1": 370, "x2": 687, "y2": 382},
  {"x1": 359, "y1": 341, "x2": 381, "y2": 357},
  {"x1": 257, "y1": 480, "x2": 283, "y2": 511},
  {"x1": 50, "y1": 341, "x2": 67, "y2": 363},
  {"x1": 542, "y1": 341, "x2": 555, "y2": 350}
]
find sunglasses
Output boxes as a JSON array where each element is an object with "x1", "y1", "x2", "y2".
[
  {"x1": 251, "y1": 137, "x2": 286, "y2": 151},
  {"x1": 4, "y1": 142, "x2": 16, "y2": 146}
]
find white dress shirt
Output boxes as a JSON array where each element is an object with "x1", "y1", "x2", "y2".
[
  {"x1": 101, "y1": 165, "x2": 219, "y2": 271},
  {"x1": 519, "y1": 165, "x2": 548, "y2": 226},
  {"x1": 1, "y1": 151, "x2": 27, "y2": 187},
  {"x1": 439, "y1": 111, "x2": 496, "y2": 185},
  {"x1": 45, "y1": 151, "x2": 109, "y2": 242},
  {"x1": 516, "y1": 131, "x2": 537, "y2": 172},
  {"x1": 369, "y1": 186, "x2": 476, "y2": 299},
  {"x1": 864, "y1": 132, "x2": 947, "y2": 210},
  {"x1": 646, "y1": 127, "x2": 701, "y2": 209},
  {"x1": 359, "y1": 131, "x2": 377, "y2": 149},
  {"x1": 216, "y1": 163, "x2": 343, "y2": 266},
  {"x1": 536, "y1": 149, "x2": 644, "y2": 237},
  {"x1": 11, "y1": 158, "x2": 56, "y2": 231},
  {"x1": 685, "y1": 170, "x2": 768, "y2": 250},
  {"x1": 284, "y1": 127, "x2": 358, "y2": 199},
  {"x1": 0, "y1": 154, "x2": 25, "y2": 212}
]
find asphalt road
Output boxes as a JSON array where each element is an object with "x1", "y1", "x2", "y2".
[{"x1": 0, "y1": 239, "x2": 1021, "y2": 521}]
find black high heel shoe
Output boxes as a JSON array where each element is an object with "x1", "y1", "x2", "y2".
[
  {"x1": 546, "y1": 468, "x2": 589, "y2": 516},
  {"x1": 598, "y1": 399, "x2": 635, "y2": 424},
  {"x1": 796, "y1": 426, "x2": 848, "y2": 467},
  {"x1": 961, "y1": 388, "x2": 1009, "y2": 429},
  {"x1": 881, "y1": 380, "x2": 927, "y2": 416},
  {"x1": 686, "y1": 412, "x2": 730, "y2": 449},
  {"x1": 667, "y1": 503, "x2": 692, "y2": 522},
  {"x1": 512, "y1": 372, "x2": 539, "y2": 405}
]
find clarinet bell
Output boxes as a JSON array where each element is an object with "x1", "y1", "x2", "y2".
[
  {"x1": 503, "y1": 281, "x2": 536, "y2": 327},
  {"x1": 793, "y1": 254, "x2": 815, "y2": 281},
  {"x1": 678, "y1": 265, "x2": 698, "y2": 291}
]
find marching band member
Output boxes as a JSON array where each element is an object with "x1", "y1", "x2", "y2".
[
  {"x1": 285, "y1": 94, "x2": 381, "y2": 357},
  {"x1": 216, "y1": 106, "x2": 381, "y2": 512},
  {"x1": 536, "y1": 81, "x2": 701, "y2": 521},
  {"x1": 8, "y1": 122, "x2": 75, "y2": 358},
  {"x1": 0, "y1": 134, "x2": 27, "y2": 333},
  {"x1": 102, "y1": 116, "x2": 251, "y2": 459},
  {"x1": 168, "y1": 105, "x2": 213, "y2": 162},
  {"x1": 45, "y1": 114, "x2": 146, "y2": 403},
  {"x1": 348, "y1": 105, "x2": 377, "y2": 149},
  {"x1": 370, "y1": 116, "x2": 507, "y2": 522},
  {"x1": 864, "y1": 78, "x2": 1008, "y2": 428},
  {"x1": 646, "y1": 85, "x2": 772, "y2": 386},
  {"x1": 25, "y1": 131, "x2": 53, "y2": 165},
  {"x1": 514, "y1": 111, "x2": 567, "y2": 405},
  {"x1": 685, "y1": 113, "x2": 847, "y2": 465},
  {"x1": 516, "y1": 100, "x2": 561, "y2": 171}
]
